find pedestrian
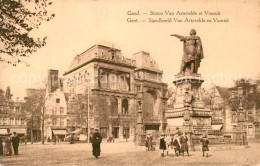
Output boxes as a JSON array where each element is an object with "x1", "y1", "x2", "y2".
[
  {"x1": 175, "y1": 127, "x2": 182, "y2": 137},
  {"x1": 148, "y1": 134, "x2": 153, "y2": 151},
  {"x1": 5, "y1": 134, "x2": 12, "y2": 156},
  {"x1": 200, "y1": 134, "x2": 209, "y2": 157},
  {"x1": 144, "y1": 136, "x2": 149, "y2": 151},
  {"x1": 11, "y1": 132, "x2": 20, "y2": 155},
  {"x1": 70, "y1": 134, "x2": 75, "y2": 144},
  {"x1": 168, "y1": 134, "x2": 175, "y2": 157},
  {"x1": 0, "y1": 137, "x2": 3, "y2": 156},
  {"x1": 165, "y1": 134, "x2": 171, "y2": 156},
  {"x1": 159, "y1": 133, "x2": 166, "y2": 157},
  {"x1": 54, "y1": 135, "x2": 57, "y2": 145},
  {"x1": 24, "y1": 135, "x2": 27, "y2": 145},
  {"x1": 172, "y1": 134, "x2": 181, "y2": 156},
  {"x1": 180, "y1": 132, "x2": 189, "y2": 156},
  {"x1": 91, "y1": 129, "x2": 102, "y2": 158}
]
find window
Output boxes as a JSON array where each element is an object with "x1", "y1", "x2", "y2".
[
  {"x1": 10, "y1": 118, "x2": 15, "y2": 125},
  {"x1": 122, "y1": 99, "x2": 128, "y2": 114},
  {"x1": 16, "y1": 118, "x2": 21, "y2": 125},
  {"x1": 248, "y1": 126, "x2": 253, "y2": 136},
  {"x1": 52, "y1": 108, "x2": 57, "y2": 115},
  {"x1": 21, "y1": 118, "x2": 25, "y2": 125},
  {"x1": 60, "y1": 118, "x2": 64, "y2": 126},
  {"x1": 52, "y1": 119, "x2": 57, "y2": 126},
  {"x1": 3, "y1": 118, "x2": 8, "y2": 125},
  {"x1": 109, "y1": 74, "x2": 117, "y2": 90},
  {"x1": 56, "y1": 98, "x2": 60, "y2": 103},
  {"x1": 0, "y1": 117, "x2": 3, "y2": 125},
  {"x1": 57, "y1": 118, "x2": 60, "y2": 126},
  {"x1": 16, "y1": 107, "x2": 20, "y2": 113},
  {"x1": 136, "y1": 86, "x2": 141, "y2": 92},
  {"x1": 60, "y1": 107, "x2": 64, "y2": 115},
  {"x1": 99, "y1": 72, "x2": 108, "y2": 88}
]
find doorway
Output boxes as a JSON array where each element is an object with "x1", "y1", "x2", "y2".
[
  {"x1": 123, "y1": 127, "x2": 130, "y2": 138},
  {"x1": 112, "y1": 127, "x2": 119, "y2": 138}
]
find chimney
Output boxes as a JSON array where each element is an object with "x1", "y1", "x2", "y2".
[{"x1": 48, "y1": 69, "x2": 59, "y2": 93}]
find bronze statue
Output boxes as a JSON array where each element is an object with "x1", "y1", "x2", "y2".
[{"x1": 171, "y1": 29, "x2": 204, "y2": 74}]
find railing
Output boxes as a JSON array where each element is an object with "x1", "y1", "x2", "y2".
[{"x1": 192, "y1": 130, "x2": 247, "y2": 145}]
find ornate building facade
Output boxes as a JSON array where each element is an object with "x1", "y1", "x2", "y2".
[{"x1": 62, "y1": 43, "x2": 168, "y2": 139}]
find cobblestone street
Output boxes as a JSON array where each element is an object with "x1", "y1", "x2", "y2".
[{"x1": 0, "y1": 142, "x2": 260, "y2": 166}]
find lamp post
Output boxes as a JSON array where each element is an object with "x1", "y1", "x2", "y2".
[
  {"x1": 183, "y1": 89, "x2": 194, "y2": 151},
  {"x1": 237, "y1": 87, "x2": 246, "y2": 145},
  {"x1": 87, "y1": 86, "x2": 90, "y2": 143},
  {"x1": 24, "y1": 97, "x2": 34, "y2": 144},
  {"x1": 41, "y1": 106, "x2": 45, "y2": 144}
]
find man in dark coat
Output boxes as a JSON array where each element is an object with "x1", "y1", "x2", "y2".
[
  {"x1": 91, "y1": 129, "x2": 102, "y2": 158},
  {"x1": 11, "y1": 132, "x2": 20, "y2": 155},
  {"x1": 159, "y1": 133, "x2": 166, "y2": 157},
  {"x1": 180, "y1": 132, "x2": 189, "y2": 156}
]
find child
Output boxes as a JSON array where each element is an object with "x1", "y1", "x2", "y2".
[
  {"x1": 159, "y1": 133, "x2": 166, "y2": 157},
  {"x1": 200, "y1": 134, "x2": 209, "y2": 157}
]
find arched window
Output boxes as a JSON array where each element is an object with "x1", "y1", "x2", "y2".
[
  {"x1": 122, "y1": 98, "x2": 128, "y2": 114},
  {"x1": 110, "y1": 97, "x2": 118, "y2": 115}
]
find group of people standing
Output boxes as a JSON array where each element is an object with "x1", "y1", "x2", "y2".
[
  {"x1": 145, "y1": 134, "x2": 153, "y2": 151},
  {"x1": 159, "y1": 127, "x2": 189, "y2": 157},
  {"x1": 0, "y1": 132, "x2": 20, "y2": 156},
  {"x1": 159, "y1": 127, "x2": 209, "y2": 157}
]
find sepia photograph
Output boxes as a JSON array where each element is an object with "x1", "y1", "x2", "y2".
[{"x1": 0, "y1": 0, "x2": 260, "y2": 165}]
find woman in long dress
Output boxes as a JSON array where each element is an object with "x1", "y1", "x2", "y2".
[{"x1": 5, "y1": 135, "x2": 12, "y2": 156}]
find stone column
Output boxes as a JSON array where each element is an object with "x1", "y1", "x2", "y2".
[
  {"x1": 119, "y1": 123, "x2": 123, "y2": 139},
  {"x1": 109, "y1": 123, "x2": 112, "y2": 137},
  {"x1": 93, "y1": 66, "x2": 99, "y2": 89},
  {"x1": 117, "y1": 97, "x2": 122, "y2": 114}
]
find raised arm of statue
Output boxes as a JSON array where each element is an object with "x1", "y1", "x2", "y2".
[{"x1": 171, "y1": 34, "x2": 186, "y2": 41}]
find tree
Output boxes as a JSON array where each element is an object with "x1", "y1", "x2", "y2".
[
  {"x1": 0, "y1": 0, "x2": 54, "y2": 66},
  {"x1": 24, "y1": 88, "x2": 46, "y2": 144}
]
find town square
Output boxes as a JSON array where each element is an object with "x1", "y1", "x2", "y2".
[{"x1": 0, "y1": 0, "x2": 260, "y2": 165}]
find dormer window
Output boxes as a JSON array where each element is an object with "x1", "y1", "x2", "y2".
[{"x1": 56, "y1": 98, "x2": 60, "y2": 103}]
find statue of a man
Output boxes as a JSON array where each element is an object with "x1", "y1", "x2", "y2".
[{"x1": 171, "y1": 29, "x2": 204, "y2": 74}]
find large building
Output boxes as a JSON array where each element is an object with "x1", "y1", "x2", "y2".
[
  {"x1": 62, "y1": 43, "x2": 168, "y2": 139},
  {"x1": 211, "y1": 82, "x2": 260, "y2": 139},
  {"x1": 0, "y1": 87, "x2": 27, "y2": 137}
]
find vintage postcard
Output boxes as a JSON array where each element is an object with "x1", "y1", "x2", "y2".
[{"x1": 0, "y1": 0, "x2": 260, "y2": 165}]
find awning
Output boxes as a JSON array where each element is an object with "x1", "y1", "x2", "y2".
[
  {"x1": 52, "y1": 130, "x2": 67, "y2": 135},
  {"x1": 212, "y1": 124, "x2": 223, "y2": 130},
  {"x1": 10, "y1": 128, "x2": 26, "y2": 134},
  {"x1": 0, "y1": 129, "x2": 8, "y2": 135}
]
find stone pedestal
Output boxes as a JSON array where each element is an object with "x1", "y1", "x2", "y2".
[{"x1": 166, "y1": 74, "x2": 212, "y2": 146}]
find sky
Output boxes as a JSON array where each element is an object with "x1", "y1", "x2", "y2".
[{"x1": 0, "y1": 0, "x2": 260, "y2": 99}]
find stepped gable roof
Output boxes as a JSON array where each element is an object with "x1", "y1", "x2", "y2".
[{"x1": 215, "y1": 86, "x2": 230, "y2": 104}]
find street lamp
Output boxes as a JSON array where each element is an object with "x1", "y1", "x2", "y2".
[{"x1": 237, "y1": 87, "x2": 246, "y2": 145}]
